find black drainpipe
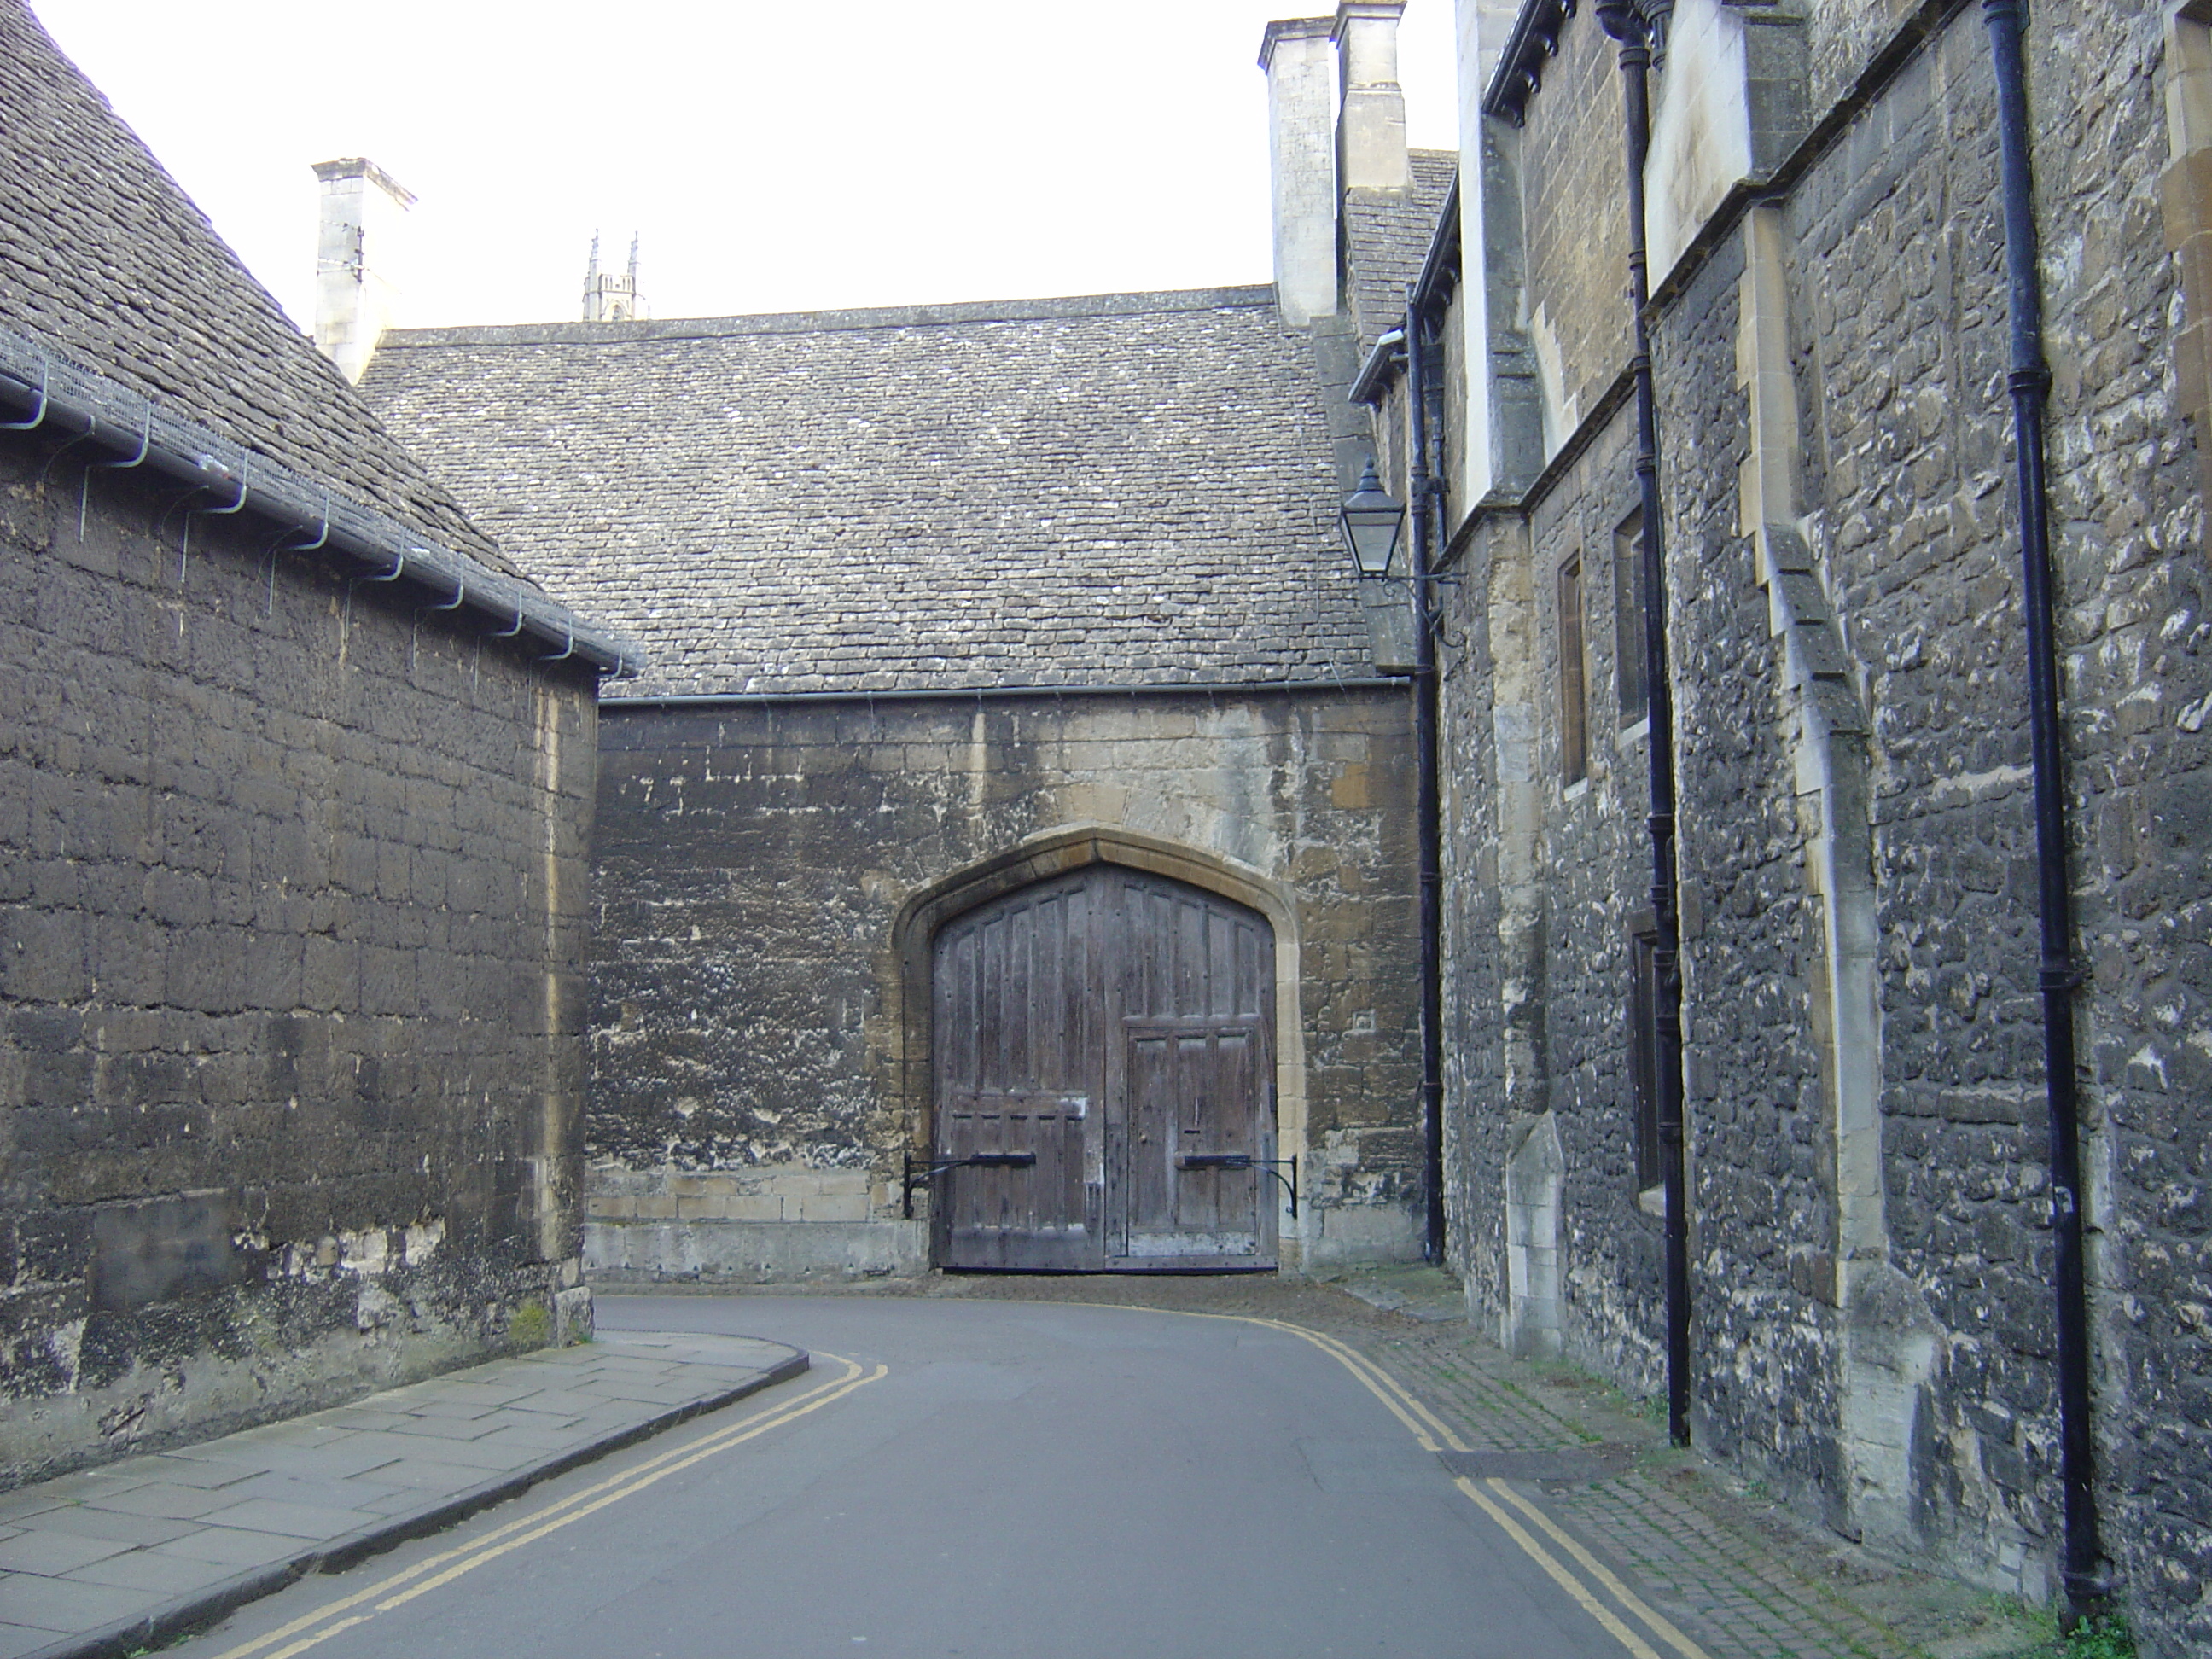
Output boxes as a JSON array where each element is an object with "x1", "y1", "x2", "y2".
[
  {"x1": 1598, "y1": 0, "x2": 1692, "y2": 1448},
  {"x1": 1981, "y1": 0, "x2": 2105, "y2": 1620},
  {"x1": 1406, "y1": 301, "x2": 1448, "y2": 1266}
]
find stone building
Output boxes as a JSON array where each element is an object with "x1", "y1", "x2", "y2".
[
  {"x1": 1335, "y1": 0, "x2": 2209, "y2": 1647},
  {"x1": 342, "y1": 7, "x2": 1469, "y2": 1287},
  {"x1": 359, "y1": 268, "x2": 1432, "y2": 1279},
  {"x1": 163, "y1": 0, "x2": 2206, "y2": 1638},
  {"x1": 0, "y1": 3, "x2": 627, "y2": 1483}
]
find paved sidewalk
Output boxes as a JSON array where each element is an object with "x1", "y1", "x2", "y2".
[{"x1": 0, "y1": 1330, "x2": 807, "y2": 1659}]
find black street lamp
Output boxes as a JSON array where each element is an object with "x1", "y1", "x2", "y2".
[{"x1": 1340, "y1": 457, "x2": 1406, "y2": 579}]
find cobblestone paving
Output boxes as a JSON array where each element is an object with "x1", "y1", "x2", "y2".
[{"x1": 775, "y1": 1268, "x2": 2043, "y2": 1659}]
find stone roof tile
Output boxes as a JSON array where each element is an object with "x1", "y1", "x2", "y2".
[
  {"x1": 1345, "y1": 148, "x2": 1458, "y2": 352},
  {"x1": 0, "y1": 1, "x2": 515, "y2": 574},
  {"x1": 362, "y1": 288, "x2": 1373, "y2": 697}
]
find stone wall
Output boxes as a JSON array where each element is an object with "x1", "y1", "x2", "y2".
[
  {"x1": 584, "y1": 686, "x2": 1423, "y2": 1280},
  {"x1": 0, "y1": 437, "x2": 597, "y2": 1486},
  {"x1": 1441, "y1": 0, "x2": 2210, "y2": 1645},
  {"x1": 1652, "y1": 3, "x2": 2209, "y2": 1633},
  {"x1": 1659, "y1": 212, "x2": 1856, "y2": 1528},
  {"x1": 1439, "y1": 403, "x2": 1681, "y2": 1377},
  {"x1": 1516, "y1": 9, "x2": 1632, "y2": 455}
]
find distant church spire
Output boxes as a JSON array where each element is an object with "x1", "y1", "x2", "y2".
[{"x1": 583, "y1": 230, "x2": 645, "y2": 323}]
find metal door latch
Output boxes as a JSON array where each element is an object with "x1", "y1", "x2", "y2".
[
  {"x1": 1173, "y1": 1153, "x2": 1300, "y2": 1219},
  {"x1": 901, "y1": 1151, "x2": 1037, "y2": 1219}
]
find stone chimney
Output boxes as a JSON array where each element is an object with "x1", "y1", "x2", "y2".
[
  {"x1": 311, "y1": 158, "x2": 414, "y2": 384},
  {"x1": 583, "y1": 232, "x2": 647, "y2": 323},
  {"x1": 1335, "y1": 1, "x2": 1412, "y2": 192},
  {"x1": 1259, "y1": 18, "x2": 1340, "y2": 326}
]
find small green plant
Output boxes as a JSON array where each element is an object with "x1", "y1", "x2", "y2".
[
  {"x1": 1997, "y1": 1601, "x2": 2137, "y2": 1659},
  {"x1": 506, "y1": 1299, "x2": 552, "y2": 1348},
  {"x1": 2050, "y1": 1615, "x2": 2135, "y2": 1659}
]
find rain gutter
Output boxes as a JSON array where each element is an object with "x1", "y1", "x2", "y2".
[{"x1": 0, "y1": 326, "x2": 642, "y2": 678}]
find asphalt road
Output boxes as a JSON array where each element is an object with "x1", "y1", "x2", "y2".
[{"x1": 161, "y1": 1295, "x2": 1657, "y2": 1659}]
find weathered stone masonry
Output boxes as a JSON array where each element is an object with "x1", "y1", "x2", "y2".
[
  {"x1": 0, "y1": 434, "x2": 600, "y2": 1484},
  {"x1": 362, "y1": 281, "x2": 1435, "y2": 1280},
  {"x1": 0, "y1": 0, "x2": 613, "y2": 1485},
  {"x1": 1420, "y1": 0, "x2": 2212, "y2": 1647},
  {"x1": 582, "y1": 688, "x2": 1423, "y2": 1278},
  {"x1": 1643, "y1": 2, "x2": 2212, "y2": 1624}
]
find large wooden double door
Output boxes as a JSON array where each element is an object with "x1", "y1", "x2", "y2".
[{"x1": 931, "y1": 865, "x2": 1276, "y2": 1272}]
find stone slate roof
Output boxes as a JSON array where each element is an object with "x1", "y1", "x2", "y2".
[
  {"x1": 361, "y1": 288, "x2": 1374, "y2": 698},
  {"x1": 0, "y1": 1, "x2": 513, "y2": 574},
  {"x1": 1345, "y1": 148, "x2": 1459, "y2": 352}
]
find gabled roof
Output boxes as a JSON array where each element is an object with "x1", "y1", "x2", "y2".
[
  {"x1": 361, "y1": 288, "x2": 1374, "y2": 699},
  {"x1": 0, "y1": 0, "x2": 514, "y2": 575},
  {"x1": 1345, "y1": 148, "x2": 1459, "y2": 352}
]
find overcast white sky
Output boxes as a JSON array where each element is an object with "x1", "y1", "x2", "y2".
[{"x1": 30, "y1": 1, "x2": 1459, "y2": 332}]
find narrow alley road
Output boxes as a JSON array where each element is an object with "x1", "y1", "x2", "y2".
[{"x1": 157, "y1": 1294, "x2": 1689, "y2": 1659}]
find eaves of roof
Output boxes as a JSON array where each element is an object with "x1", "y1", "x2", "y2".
[{"x1": 0, "y1": 323, "x2": 642, "y2": 678}]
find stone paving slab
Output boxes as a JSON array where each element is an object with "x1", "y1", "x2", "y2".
[{"x1": 0, "y1": 1331, "x2": 806, "y2": 1659}]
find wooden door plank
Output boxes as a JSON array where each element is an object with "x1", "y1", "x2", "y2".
[{"x1": 935, "y1": 865, "x2": 1274, "y2": 1273}]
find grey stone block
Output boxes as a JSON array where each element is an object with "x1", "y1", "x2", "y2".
[
  {"x1": 55, "y1": 1551, "x2": 231, "y2": 1597},
  {"x1": 0, "y1": 1573, "x2": 162, "y2": 1636},
  {"x1": 83, "y1": 1486, "x2": 236, "y2": 1522},
  {"x1": 190, "y1": 1499, "x2": 376, "y2": 1541},
  {"x1": 7, "y1": 1511, "x2": 194, "y2": 1548},
  {"x1": 143, "y1": 1527, "x2": 302, "y2": 1569},
  {"x1": 0, "y1": 1531, "x2": 135, "y2": 1576}
]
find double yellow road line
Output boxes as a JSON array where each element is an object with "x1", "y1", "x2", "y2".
[
  {"x1": 1140, "y1": 1307, "x2": 1712, "y2": 1659},
  {"x1": 206, "y1": 1354, "x2": 887, "y2": 1659},
  {"x1": 212, "y1": 1307, "x2": 1704, "y2": 1659}
]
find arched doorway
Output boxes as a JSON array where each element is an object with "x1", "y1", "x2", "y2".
[{"x1": 930, "y1": 864, "x2": 1277, "y2": 1271}]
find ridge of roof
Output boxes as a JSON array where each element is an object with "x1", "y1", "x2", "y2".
[
  {"x1": 379, "y1": 285, "x2": 1281, "y2": 352},
  {"x1": 0, "y1": 0, "x2": 519, "y2": 577}
]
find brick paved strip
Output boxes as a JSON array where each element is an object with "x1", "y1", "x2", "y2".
[{"x1": 1, "y1": 1333, "x2": 807, "y2": 1659}]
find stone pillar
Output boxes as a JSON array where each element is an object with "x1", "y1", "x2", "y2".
[
  {"x1": 1736, "y1": 203, "x2": 1936, "y2": 1550},
  {"x1": 1335, "y1": 2, "x2": 1411, "y2": 193},
  {"x1": 1260, "y1": 18, "x2": 1340, "y2": 326},
  {"x1": 311, "y1": 158, "x2": 414, "y2": 384}
]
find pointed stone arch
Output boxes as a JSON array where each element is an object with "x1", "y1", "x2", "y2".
[{"x1": 885, "y1": 824, "x2": 1310, "y2": 1259}]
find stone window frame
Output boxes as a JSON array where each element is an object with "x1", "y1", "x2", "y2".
[
  {"x1": 1625, "y1": 907, "x2": 1664, "y2": 1207},
  {"x1": 1557, "y1": 550, "x2": 1590, "y2": 787},
  {"x1": 1613, "y1": 505, "x2": 1650, "y2": 732},
  {"x1": 2163, "y1": 0, "x2": 2212, "y2": 506}
]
